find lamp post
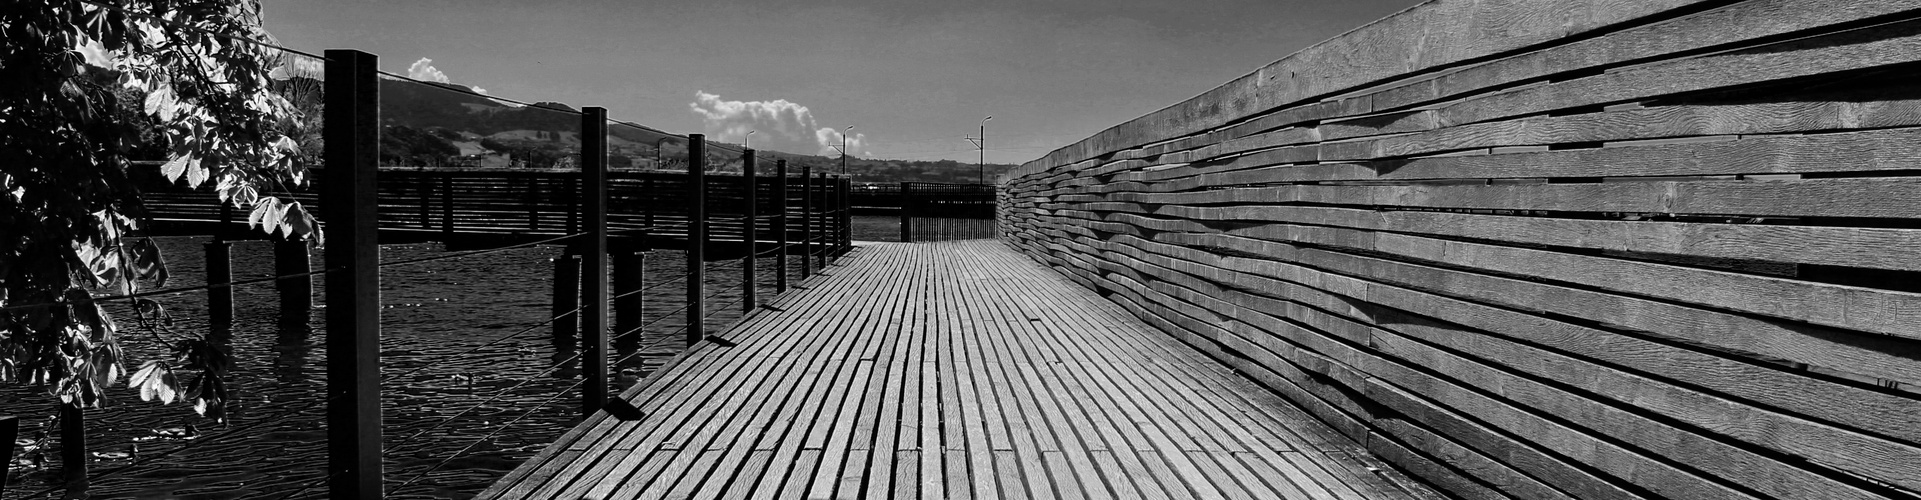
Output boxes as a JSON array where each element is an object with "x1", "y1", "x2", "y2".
[
  {"x1": 839, "y1": 125, "x2": 854, "y2": 177},
  {"x1": 979, "y1": 116, "x2": 991, "y2": 184},
  {"x1": 745, "y1": 130, "x2": 755, "y2": 149}
]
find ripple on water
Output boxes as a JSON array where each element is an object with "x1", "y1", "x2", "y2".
[{"x1": 3, "y1": 237, "x2": 788, "y2": 499}]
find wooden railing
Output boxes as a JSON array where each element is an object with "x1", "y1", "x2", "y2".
[
  {"x1": 998, "y1": 1, "x2": 1921, "y2": 499},
  {"x1": 134, "y1": 166, "x2": 851, "y2": 249}
]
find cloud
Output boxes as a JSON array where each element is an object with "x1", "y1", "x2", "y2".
[
  {"x1": 407, "y1": 57, "x2": 450, "y2": 83},
  {"x1": 689, "y1": 91, "x2": 868, "y2": 157}
]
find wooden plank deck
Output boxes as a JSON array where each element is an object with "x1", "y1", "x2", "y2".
[{"x1": 477, "y1": 240, "x2": 1440, "y2": 499}]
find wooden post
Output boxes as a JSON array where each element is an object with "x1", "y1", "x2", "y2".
[
  {"x1": 613, "y1": 250, "x2": 644, "y2": 347},
  {"x1": 323, "y1": 48, "x2": 382, "y2": 500},
  {"x1": 741, "y1": 149, "x2": 757, "y2": 313},
  {"x1": 276, "y1": 238, "x2": 312, "y2": 313},
  {"x1": 817, "y1": 172, "x2": 829, "y2": 269},
  {"x1": 579, "y1": 107, "x2": 610, "y2": 416},
  {"x1": 643, "y1": 175, "x2": 655, "y2": 229},
  {"x1": 552, "y1": 254, "x2": 580, "y2": 346},
  {"x1": 205, "y1": 239, "x2": 232, "y2": 327},
  {"x1": 775, "y1": 160, "x2": 789, "y2": 293},
  {"x1": 687, "y1": 134, "x2": 707, "y2": 344},
  {"x1": 60, "y1": 404, "x2": 84, "y2": 495},
  {"x1": 1, "y1": 414, "x2": 15, "y2": 494},
  {"x1": 440, "y1": 174, "x2": 454, "y2": 237},
  {"x1": 899, "y1": 182, "x2": 913, "y2": 243},
  {"x1": 839, "y1": 178, "x2": 851, "y2": 255},
  {"x1": 420, "y1": 174, "x2": 433, "y2": 229},
  {"x1": 800, "y1": 165, "x2": 813, "y2": 279},
  {"x1": 527, "y1": 176, "x2": 541, "y2": 231},
  {"x1": 568, "y1": 176, "x2": 581, "y2": 236}
]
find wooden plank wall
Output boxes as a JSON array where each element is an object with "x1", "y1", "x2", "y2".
[{"x1": 997, "y1": 1, "x2": 1921, "y2": 499}]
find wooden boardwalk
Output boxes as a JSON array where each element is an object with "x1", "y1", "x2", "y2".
[{"x1": 478, "y1": 240, "x2": 1440, "y2": 499}]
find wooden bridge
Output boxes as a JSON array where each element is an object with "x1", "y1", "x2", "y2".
[{"x1": 478, "y1": 240, "x2": 1439, "y2": 500}]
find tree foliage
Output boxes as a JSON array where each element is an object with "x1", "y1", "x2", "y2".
[{"x1": 1, "y1": 0, "x2": 318, "y2": 421}]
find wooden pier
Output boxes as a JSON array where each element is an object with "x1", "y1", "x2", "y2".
[{"x1": 479, "y1": 240, "x2": 1438, "y2": 499}]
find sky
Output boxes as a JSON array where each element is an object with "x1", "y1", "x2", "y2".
[{"x1": 262, "y1": 0, "x2": 1420, "y2": 164}]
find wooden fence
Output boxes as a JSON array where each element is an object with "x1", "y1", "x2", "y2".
[
  {"x1": 998, "y1": 1, "x2": 1921, "y2": 499},
  {"x1": 134, "y1": 166, "x2": 851, "y2": 252}
]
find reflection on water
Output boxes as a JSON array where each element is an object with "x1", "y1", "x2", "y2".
[{"x1": 2, "y1": 236, "x2": 785, "y2": 499}]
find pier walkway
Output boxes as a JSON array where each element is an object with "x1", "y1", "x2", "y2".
[{"x1": 478, "y1": 240, "x2": 1438, "y2": 499}]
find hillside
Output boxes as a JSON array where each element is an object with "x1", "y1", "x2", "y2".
[{"x1": 364, "y1": 78, "x2": 1016, "y2": 183}]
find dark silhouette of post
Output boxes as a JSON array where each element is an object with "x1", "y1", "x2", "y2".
[
  {"x1": 60, "y1": 404, "x2": 84, "y2": 494},
  {"x1": 775, "y1": 160, "x2": 789, "y2": 293},
  {"x1": 579, "y1": 108, "x2": 610, "y2": 415},
  {"x1": 440, "y1": 175, "x2": 454, "y2": 237},
  {"x1": 817, "y1": 172, "x2": 829, "y2": 269},
  {"x1": 742, "y1": 149, "x2": 757, "y2": 313},
  {"x1": 800, "y1": 165, "x2": 813, "y2": 278},
  {"x1": 614, "y1": 250, "x2": 644, "y2": 346},
  {"x1": 323, "y1": 48, "x2": 382, "y2": 500},
  {"x1": 552, "y1": 255, "x2": 580, "y2": 349},
  {"x1": 276, "y1": 238, "x2": 312, "y2": 312},
  {"x1": 839, "y1": 178, "x2": 851, "y2": 255},
  {"x1": 205, "y1": 239, "x2": 232, "y2": 326},
  {"x1": 687, "y1": 134, "x2": 707, "y2": 344},
  {"x1": 899, "y1": 182, "x2": 913, "y2": 243}
]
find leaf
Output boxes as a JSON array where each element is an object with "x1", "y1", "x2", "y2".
[
  {"x1": 160, "y1": 154, "x2": 191, "y2": 183},
  {"x1": 184, "y1": 156, "x2": 209, "y2": 188},
  {"x1": 247, "y1": 199, "x2": 272, "y2": 229},
  {"x1": 283, "y1": 202, "x2": 315, "y2": 239},
  {"x1": 143, "y1": 85, "x2": 174, "y2": 120},
  {"x1": 131, "y1": 238, "x2": 168, "y2": 286}
]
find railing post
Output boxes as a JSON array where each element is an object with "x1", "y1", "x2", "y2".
[
  {"x1": 60, "y1": 403, "x2": 84, "y2": 495},
  {"x1": 613, "y1": 250, "x2": 644, "y2": 349},
  {"x1": 440, "y1": 174, "x2": 453, "y2": 237},
  {"x1": 276, "y1": 237, "x2": 312, "y2": 313},
  {"x1": 817, "y1": 172, "x2": 829, "y2": 269},
  {"x1": 322, "y1": 48, "x2": 382, "y2": 500},
  {"x1": 800, "y1": 165, "x2": 813, "y2": 279},
  {"x1": 775, "y1": 160, "x2": 789, "y2": 293},
  {"x1": 418, "y1": 173, "x2": 431, "y2": 229},
  {"x1": 839, "y1": 178, "x2": 851, "y2": 255},
  {"x1": 742, "y1": 149, "x2": 757, "y2": 313},
  {"x1": 687, "y1": 134, "x2": 707, "y2": 344},
  {"x1": 205, "y1": 238, "x2": 232, "y2": 327},
  {"x1": 899, "y1": 182, "x2": 913, "y2": 243},
  {"x1": 552, "y1": 254, "x2": 580, "y2": 345},
  {"x1": 579, "y1": 107, "x2": 610, "y2": 415},
  {"x1": 527, "y1": 176, "x2": 540, "y2": 231}
]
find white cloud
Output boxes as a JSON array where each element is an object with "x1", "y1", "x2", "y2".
[
  {"x1": 689, "y1": 91, "x2": 868, "y2": 156},
  {"x1": 407, "y1": 57, "x2": 450, "y2": 83}
]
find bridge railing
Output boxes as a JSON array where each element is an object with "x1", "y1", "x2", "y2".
[
  {"x1": 6, "y1": 27, "x2": 852, "y2": 499},
  {"x1": 999, "y1": 2, "x2": 1921, "y2": 499}
]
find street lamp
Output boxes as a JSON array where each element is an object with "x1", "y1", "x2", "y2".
[
  {"x1": 979, "y1": 116, "x2": 991, "y2": 184},
  {"x1": 654, "y1": 137, "x2": 671, "y2": 170},
  {"x1": 965, "y1": 116, "x2": 992, "y2": 184},
  {"x1": 745, "y1": 130, "x2": 756, "y2": 149},
  {"x1": 839, "y1": 125, "x2": 855, "y2": 177}
]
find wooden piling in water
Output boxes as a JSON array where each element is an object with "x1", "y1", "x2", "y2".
[
  {"x1": 775, "y1": 159, "x2": 789, "y2": 293},
  {"x1": 686, "y1": 134, "x2": 707, "y2": 344},
  {"x1": 275, "y1": 238, "x2": 312, "y2": 313},
  {"x1": 800, "y1": 165, "x2": 812, "y2": 279},
  {"x1": 204, "y1": 239, "x2": 232, "y2": 327},
  {"x1": 322, "y1": 48, "x2": 383, "y2": 499},
  {"x1": 742, "y1": 149, "x2": 757, "y2": 313},
  {"x1": 899, "y1": 182, "x2": 913, "y2": 243},
  {"x1": 579, "y1": 107, "x2": 610, "y2": 416},
  {"x1": 59, "y1": 404, "x2": 84, "y2": 495}
]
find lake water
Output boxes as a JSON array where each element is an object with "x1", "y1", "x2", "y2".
[{"x1": 3, "y1": 236, "x2": 798, "y2": 499}]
